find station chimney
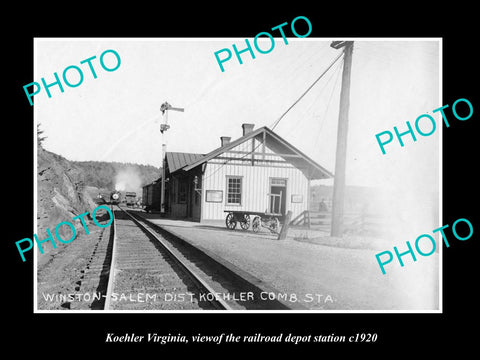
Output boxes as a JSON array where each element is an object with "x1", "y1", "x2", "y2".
[
  {"x1": 220, "y1": 136, "x2": 231, "y2": 147},
  {"x1": 242, "y1": 123, "x2": 255, "y2": 136}
]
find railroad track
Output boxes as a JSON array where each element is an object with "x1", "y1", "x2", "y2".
[
  {"x1": 104, "y1": 206, "x2": 229, "y2": 310},
  {"x1": 103, "y1": 205, "x2": 300, "y2": 311}
]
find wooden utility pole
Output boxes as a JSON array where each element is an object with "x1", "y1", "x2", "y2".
[{"x1": 330, "y1": 41, "x2": 353, "y2": 237}]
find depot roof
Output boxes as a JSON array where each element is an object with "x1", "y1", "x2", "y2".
[{"x1": 167, "y1": 126, "x2": 332, "y2": 180}]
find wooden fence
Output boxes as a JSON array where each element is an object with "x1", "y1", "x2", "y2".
[{"x1": 290, "y1": 210, "x2": 388, "y2": 237}]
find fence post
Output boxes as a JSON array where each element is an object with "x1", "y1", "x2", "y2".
[{"x1": 278, "y1": 211, "x2": 293, "y2": 240}]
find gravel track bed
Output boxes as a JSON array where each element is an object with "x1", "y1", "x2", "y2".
[
  {"x1": 37, "y1": 226, "x2": 111, "y2": 310},
  {"x1": 110, "y1": 213, "x2": 216, "y2": 310}
]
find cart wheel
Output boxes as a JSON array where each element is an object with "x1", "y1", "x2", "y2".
[
  {"x1": 252, "y1": 216, "x2": 261, "y2": 232},
  {"x1": 225, "y1": 212, "x2": 237, "y2": 230},
  {"x1": 240, "y1": 214, "x2": 250, "y2": 230},
  {"x1": 269, "y1": 217, "x2": 280, "y2": 234}
]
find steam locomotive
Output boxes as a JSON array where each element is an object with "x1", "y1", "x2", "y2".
[
  {"x1": 95, "y1": 190, "x2": 138, "y2": 207},
  {"x1": 110, "y1": 190, "x2": 121, "y2": 205}
]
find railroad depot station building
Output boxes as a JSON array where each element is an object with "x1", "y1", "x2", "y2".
[{"x1": 143, "y1": 123, "x2": 332, "y2": 222}]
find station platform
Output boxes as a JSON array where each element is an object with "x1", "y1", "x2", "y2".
[{"x1": 133, "y1": 211, "x2": 440, "y2": 311}]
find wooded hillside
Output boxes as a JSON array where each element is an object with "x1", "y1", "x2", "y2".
[{"x1": 72, "y1": 160, "x2": 160, "y2": 191}]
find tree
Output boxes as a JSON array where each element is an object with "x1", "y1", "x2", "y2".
[{"x1": 37, "y1": 123, "x2": 47, "y2": 147}]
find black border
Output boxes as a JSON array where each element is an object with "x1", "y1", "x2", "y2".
[{"x1": 6, "y1": 4, "x2": 479, "y2": 354}]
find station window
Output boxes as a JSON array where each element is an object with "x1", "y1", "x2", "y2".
[{"x1": 226, "y1": 176, "x2": 242, "y2": 205}]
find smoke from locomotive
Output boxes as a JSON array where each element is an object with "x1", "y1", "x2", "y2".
[{"x1": 114, "y1": 168, "x2": 142, "y2": 192}]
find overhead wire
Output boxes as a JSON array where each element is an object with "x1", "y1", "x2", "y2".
[
  {"x1": 312, "y1": 57, "x2": 344, "y2": 159},
  {"x1": 285, "y1": 54, "x2": 344, "y2": 139},
  {"x1": 201, "y1": 48, "x2": 345, "y2": 182},
  {"x1": 270, "y1": 50, "x2": 345, "y2": 131}
]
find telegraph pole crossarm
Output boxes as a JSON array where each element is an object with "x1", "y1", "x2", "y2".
[{"x1": 160, "y1": 101, "x2": 185, "y2": 114}]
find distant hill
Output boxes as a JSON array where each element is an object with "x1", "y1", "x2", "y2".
[{"x1": 71, "y1": 160, "x2": 161, "y2": 194}]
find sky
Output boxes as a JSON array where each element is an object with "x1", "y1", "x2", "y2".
[{"x1": 35, "y1": 38, "x2": 441, "y2": 233}]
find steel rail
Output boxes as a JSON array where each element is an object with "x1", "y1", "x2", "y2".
[
  {"x1": 116, "y1": 206, "x2": 232, "y2": 310},
  {"x1": 103, "y1": 205, "x2": 118, "y2": 310},
  {"x1": 127, "y1": 209, "x2": 307, "y2": 311}
]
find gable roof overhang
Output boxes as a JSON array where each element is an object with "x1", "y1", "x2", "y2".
[
  {"x1": 166, "y1": 152, "x2": 205, "y2": 174},
  {"x1": 182, "y1": 126, "x2": 333, "y2": 180}
]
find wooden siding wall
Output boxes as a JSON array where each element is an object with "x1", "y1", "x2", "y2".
[{"x1": 201, "y1": 139, "x2": 309, "y2": 220}]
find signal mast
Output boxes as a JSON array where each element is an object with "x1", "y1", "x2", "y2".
[{"x1": 159, "y1": 101, "x2": 184, "y2": 213}]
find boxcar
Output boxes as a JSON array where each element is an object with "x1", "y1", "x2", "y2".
[
  {"x1": 142, "y1": 181, "x2": 161, "y2": 212},
  {"x1": 125, "y1": 192, "x2": 136, "y2": 207}
]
